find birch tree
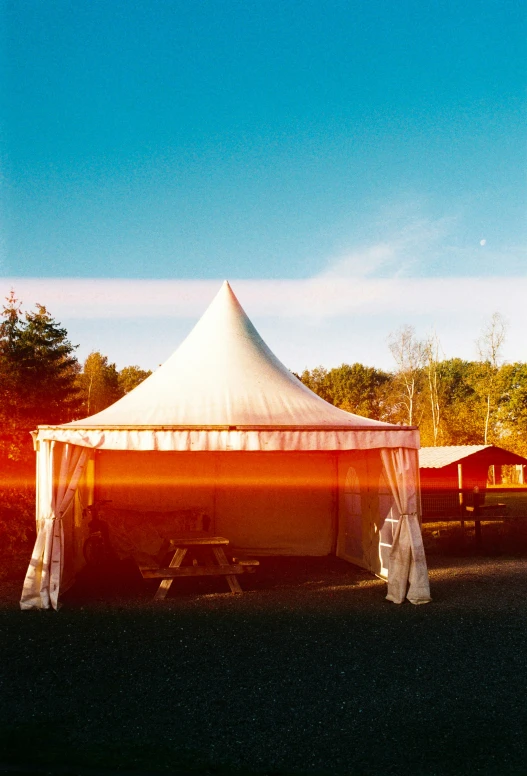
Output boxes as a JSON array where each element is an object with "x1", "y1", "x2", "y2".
[
  {"x1": 387, "y1": 325, "x2": 425, "y2": 426},
  {"x1": 424, "y1": 333, "x2": 443, "y2": 445},
  {"x1": 476, "y1": 312, "x2": 507, "y2": 444},
  {"x1": 78, "y1": 351, "x2": 122, "y2": 416}
]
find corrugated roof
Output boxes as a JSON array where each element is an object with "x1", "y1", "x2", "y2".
[{"x1": 419, "y1": 446, "x2": 490, "y2": 468}]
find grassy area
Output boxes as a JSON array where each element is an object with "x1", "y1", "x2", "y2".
[
  {"x1": 485, "y1": 489, "x2": 527, "y2": 518},
  {"x1": 421, "y1": 490, "x2": 527, "y2": 558}
]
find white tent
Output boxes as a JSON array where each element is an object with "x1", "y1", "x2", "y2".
[{"x1": 21, "y1": 282, "x2": 431, "y2": 609}]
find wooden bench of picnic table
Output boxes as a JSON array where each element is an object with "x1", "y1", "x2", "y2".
[{"x1": 137, "y1": 533, "x2": 259, "y2": 599}]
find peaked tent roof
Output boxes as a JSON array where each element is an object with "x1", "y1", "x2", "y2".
[
  {"x1": 36, "y1": 282, "x2": 418, "y2": 451},
  {"x1": 68, "y1": 281, "x2": 394, "y2": 429}
]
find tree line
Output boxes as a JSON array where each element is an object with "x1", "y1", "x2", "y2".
[
  {"x1": 299, "y1": 315, "x2": 527, "y2": 457},
  {"x1": 1, "y1": 292, "x2": 526, "y2": 474}
]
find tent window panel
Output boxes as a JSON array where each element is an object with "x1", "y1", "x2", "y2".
[
  {"x1": 343, "y1": 466, "x2": 362, "y2": 559},
  {"x1": 378, "y1": 471, "x2": 397, "y2": 576}
]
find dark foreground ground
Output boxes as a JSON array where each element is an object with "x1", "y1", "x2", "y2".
[{"x1": 1, "y1": 522, "x2": 527, "y2": 776}]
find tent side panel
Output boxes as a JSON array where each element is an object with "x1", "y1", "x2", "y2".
[
  {"x1": 336, "y1": 449, "x2": 385, "y2": 574},
  {"x1": 95, "y1": 451, "x2": 334, "y2": 556},
  {"x1": 95, "y1": 450, "x2": 216, "y2": 516},
  {"x1": 214, "y1": 452, "x2": 335, "y2": 556}
]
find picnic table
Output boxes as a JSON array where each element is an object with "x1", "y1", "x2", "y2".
[{"x1": 138, "y1": 533, "x2": 259, "y2": 599}]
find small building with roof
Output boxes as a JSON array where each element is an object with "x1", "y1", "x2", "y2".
[{"x1": 419, "y1": 444, "x2": 527, "y2": 519}]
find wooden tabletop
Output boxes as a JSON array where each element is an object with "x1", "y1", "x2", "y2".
[{"x1": 168, "y1": 534, "x2": 230, "y2": 547}]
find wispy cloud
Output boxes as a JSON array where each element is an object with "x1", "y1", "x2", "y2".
[
  {"x1": 318, "y1": 214, "x2": 454, "y2": 279},
  {"x1": 318, "y1": 243, "x2": 396, "y2": 278},
  {"x1": 2, "y1": 276, "x2": 526, "y2": 321}
]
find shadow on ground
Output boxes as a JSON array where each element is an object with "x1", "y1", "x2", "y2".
[{"x1": 1, "y1": 540, "x2": 527, "y2": 775}]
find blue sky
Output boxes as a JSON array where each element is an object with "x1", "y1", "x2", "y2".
[{"x1": 1, "y1": 0, "x2": 526, "y2": 370}]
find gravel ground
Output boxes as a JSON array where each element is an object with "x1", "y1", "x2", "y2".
[{"x1": 1, "y1": 526, "x2": 526, "y2": 776}]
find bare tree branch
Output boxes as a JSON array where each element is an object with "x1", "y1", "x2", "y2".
[
  {"x1": 476, "y1": 312, "x2": 508, "y2": 444},
  {"x1": 387, "y1": 325, "x2": 425, "y2": 426}
]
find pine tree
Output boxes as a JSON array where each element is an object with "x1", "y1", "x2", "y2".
[
  {"x1": 0, "y1": 292, "x2": 26, "y2": 464},
  {"x1": 0, "y1": 294, "x2": 81, "y2": 465},
  {"x1": 18, "y1": 304, "x2": 81, "y2": 425}
]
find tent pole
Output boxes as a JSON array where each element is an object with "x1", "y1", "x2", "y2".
[
  {"x1": 458, "y1": 463, "x2": 465, "y2": 535},
  {"x1": 414, "y1": 448, "x2": 423, "y2": 526},
  {"x1": 330, "y1": 453, "x2": 339, "y2": 554}
]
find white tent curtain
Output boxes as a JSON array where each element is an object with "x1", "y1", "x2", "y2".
[
  {"x1": 20, "y1": 441, "x2": 89, "y2": 611},
  {"x1": 380, "y1": 447, "x2": 432, "y2": 605}
]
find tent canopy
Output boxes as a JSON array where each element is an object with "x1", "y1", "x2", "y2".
[
  {"x1": 34, "y1": 282, "x2": 418, "y2": 452},
  {"x1": 22, "y1": 282, "x2": 430, "y2": 610}
]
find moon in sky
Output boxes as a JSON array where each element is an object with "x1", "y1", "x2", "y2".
[{"x1": 480, "y1": 239, "x2": 486, "y2": 246}]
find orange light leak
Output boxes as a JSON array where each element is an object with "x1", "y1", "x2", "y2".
[
  {"x1": 96, "y1": 473, "x2": 335, "y2": 488},
  {"x1": 1, "y1": 469, "x2": 35, "y2": 489},
  {"x1": 95, "y1": 451, "x2": 390, "y2": 490},
  {"x1": 3, "y1": 462, "x2": 387, "y2": 491},
  {"x1": 1, "y1": 477, "x2": 34, "y2": 488},
  {"x1": 94, "y1": 471, "x2": 388, "y2": 489}
]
